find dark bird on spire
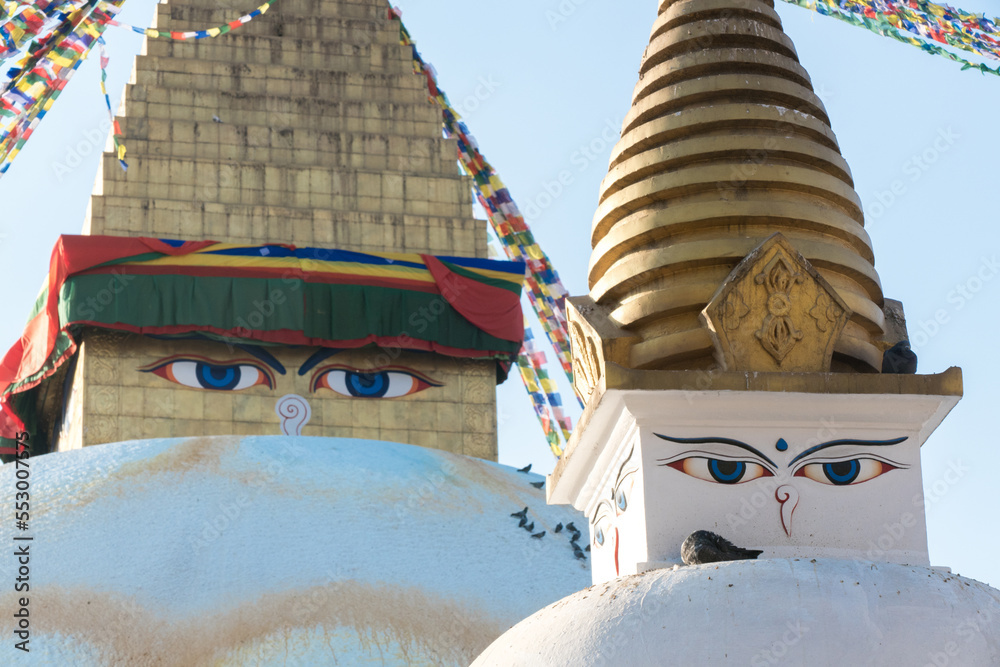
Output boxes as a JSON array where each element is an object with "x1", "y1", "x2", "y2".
[
  {"x1": 531, "y1": 480, "x2": 545, "y2": 489},
  {"x1": 570, "y1": 530, "x2": 582, "y2": 543},
  {"x1": 566, "y1": 522, "x2": 577, "y2": 533},
  {"x1": 681, "y1": 530, "x2": 763, "y2": 565},
  {"x1": 523, "y1": 521, "x2": 535, "y2": 532},
  {"x1": 518, "y1": 516, "x2": 528, "y2": 528},
  {"x1": 517, "y1": 463, "x2": 532, "y2": 473},
  {"x1": 554, "y1": 523, "x2": 563, "y2": 533},
  {"x1": 510, "y1": 507, "x2": 528, "y2": 519},
  {"x1": 882, "y1": 340, "x2": 917, "y2": 374}
]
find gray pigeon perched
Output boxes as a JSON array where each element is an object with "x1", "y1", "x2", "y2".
[
  {"x1": 882, "y1": 340, "x2": 917, "y2": 374},
  {"x1": 681, "y1": 530, "x2": 763, "y2": 565}
]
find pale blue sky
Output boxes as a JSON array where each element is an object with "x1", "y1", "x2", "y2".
[{"x1": 1, "y1": 0, "x2": 998, "y2": 587}]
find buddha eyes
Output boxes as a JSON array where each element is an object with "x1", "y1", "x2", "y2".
[
  {"x1": 142, "y1": 357, "x2": 441, "y2": 398},
  {"x1": 311, "y1": 366, "x2": 441, "y2": 398},
  {"x1": 794, "y1": 459, "x2": 897, "y2": 486},
  {"x1": 665, "y1": 457, "x2": 773, "y2": 485},
  {"x1": 661, "y1": 453, "x2": 900, "y2": 487},
  {"x1": 142, "y1": 357, "x2": 273, "y2": 391}
]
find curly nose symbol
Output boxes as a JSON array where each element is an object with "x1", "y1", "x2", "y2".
[
  {"x1": 276, "y1": 394, "x2": 312, "y2": 436},
  {"x1": 775, "y1": 484, "x2": 799, "y2": 537}
]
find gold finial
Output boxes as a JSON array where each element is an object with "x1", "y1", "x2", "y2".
[{"x1": 586, "y1": 0, "x2": 885, "y2": 373}]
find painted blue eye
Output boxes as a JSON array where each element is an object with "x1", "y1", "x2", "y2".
[
  {"x1": 314, "y1": 367, "x2": 438, "y2": 398},
  {"x1": 796, "y1": 459, "x2": 896, "y2": 486},
  {"x1": 346, "y1": 372, "x2": 388, "y2": 397},
  {"x1": 666, "y1": 457, "x2": 771, "y2": 484},
  {"x1": 823, "y1": 460, "x2": 860, "y2": 485},
  {"x1": 595, "y1": 526, "x2": 604, "y2": 546},
  {"x1": 196, "y1": 364, "x2": 240, "y2": 390},
  {"x1": 616, "y1": 489, "x2": 627, "y2": 512},
  {"x1": 709, "y1": 459, "x2": 746, "y2": 484},
  {"x1": 145, "y1": 358, "x2": 270, "y2": 391}
]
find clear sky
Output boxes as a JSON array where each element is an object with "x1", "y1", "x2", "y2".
[{"x1": 1, "y1": 0, "x2": 999, "y2": 588}]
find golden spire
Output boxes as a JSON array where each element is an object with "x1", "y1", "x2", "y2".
[{"x1": 587, "y1": 0, "x2": 885, "y2": 373}]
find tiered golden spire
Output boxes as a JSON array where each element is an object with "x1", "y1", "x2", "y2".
[{"x1": 587, "y1": 0, "x2": 885, "y2": 373}]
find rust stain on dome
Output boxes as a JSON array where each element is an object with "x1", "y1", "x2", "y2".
[{"x1": 0, "y1": 582, "x2": 502, "y2": 665}]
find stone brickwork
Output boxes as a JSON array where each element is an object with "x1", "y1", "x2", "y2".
[
  {"x1": 84, "y1": 0, "x2": 483, "y2": 257},
  {"x1": 60, "y1": 0, "x2": 501, "y2": 459}
]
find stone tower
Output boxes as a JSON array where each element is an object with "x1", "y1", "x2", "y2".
[
  {"x1": 549, "y1": 0, "x2": 962, "y2": 583},
  {"x1": 37, "y1": 0, "x2": 502, "y2": 457}
]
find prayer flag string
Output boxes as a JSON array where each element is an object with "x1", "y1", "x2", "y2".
[
  {"x1": 0, "y1": 1, "x2": 126, "y2": 175},
  {"x1": 489, "y1": 237, "x2": 572, "y2": 457},
  {"x1": 97, "y1": 36, "x2": 125, "y2": 169},
  {"x1": 392, "y1": 9, "x2": 583, "y2": 424},
  {"x1": 0, "y1": 0, "x2": 280, "y2": 176},
  {"x1": 780, "y1": 0, "x2": 1000, "y2": 75},
  {"x1": 93, "y1": 0, "x2": 278, "y2": 41}
]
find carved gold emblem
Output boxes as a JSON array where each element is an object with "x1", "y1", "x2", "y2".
[
  {"x1": 701, "y1": 234, "x2": 852, "y2": 372},
  {"x1": 570, "y1": 321, "x2": 602, "y2": 400},
  {"x1": 754, "y1": 256, "x2": 806, "y2": 362}
]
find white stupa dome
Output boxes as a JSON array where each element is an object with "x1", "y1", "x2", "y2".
[
  {"x1": 473, "y1": 558, "x2": 1000, "y2": 666},
  {"x1": 0, "y1": 436, "x2": 590, "y2": 664}
]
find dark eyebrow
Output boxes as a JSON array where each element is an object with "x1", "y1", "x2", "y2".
[
  {"x1": 298, "y1": 348, "x2": 344, "y2": 376},
  {"x1": 789, "y1": 437, "x2": 908, "y2": 465},
  {"x1": 234, "y1": 344, "x2": 286, "y2": 375},
  {"x1": 617, "y1": 445, "x2": 636, "y2": 482},
  {"x1": 654, "y1": 434, "x2": 777, "y2": 468}
]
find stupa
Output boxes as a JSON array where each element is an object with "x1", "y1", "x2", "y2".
[
  {"x1": 474, "y1": 0, "x2": 1000, "y2": 663},
  {"x1": 2, "y1": 0, "x2": 511, "y2": 458},
  {"x1": 0, "y1": 0, "x2": 592, "y2": 662}
]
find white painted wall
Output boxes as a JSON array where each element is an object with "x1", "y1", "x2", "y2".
[{"x1": 558, "y1": 389, "x2": 959, "y2": 585}]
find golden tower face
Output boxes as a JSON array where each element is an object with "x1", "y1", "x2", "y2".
[
  {"x1": 41, "y1": 0, "x2": 502, "y2": 458},
  {"x1": 587, "y1": 0, "x2": 885, "y2": 373}
]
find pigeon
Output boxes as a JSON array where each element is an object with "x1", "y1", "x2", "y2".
[
  {"x1": 517, "y1": 463, "x2": 532, "y2": 473},
  {"x1": 570, "y1": 530, "x2": 582, "y2": 543},
  {"x1": 882, "y1": 340, "x2": 917, "y2": 374},
  {"x1": 531, "y1": 531, "x2": 546, "y2": 539},
  {"x1": 212, "y1": 115, "x2": 222, "y2": 123},
  {"x1": 585, "y1": 544, "x2": 590, "y2": 552},
  {"x1": 554, "y1": 523, "x2": 563, "y2": 533},
  {"x1": 523, "y1": 521, "x2": 535, "y2": 532},
  {"x1": 574, "y1": 551, "x2": 587, "y2": 561},
  {"x1": 566, "y1": 522, "x2": 577, "y2": 533},
  {"x1": 510, "y1": 507, "x2": 528, "y2": 519},
  {"x1": 518, "y1": 516, "x2": 528, "y2": 528},
  {"x1": 681, "y1": 530, "x2": 763, "y2": 565},
  {"x1": 530, "y1": 480, "x2": 545, "y2": 489}
]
